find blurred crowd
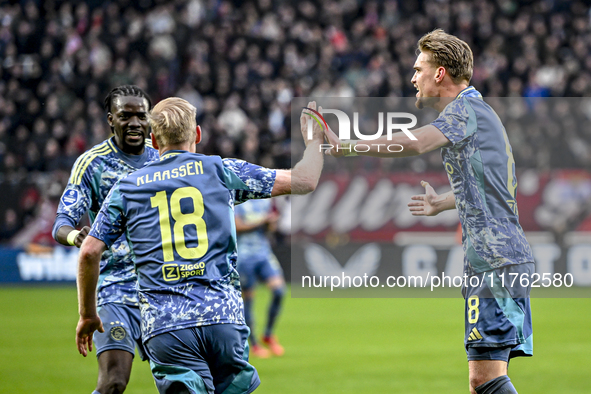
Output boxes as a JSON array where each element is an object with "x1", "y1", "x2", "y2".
[{"x1": 1, "y1": 0, "x2": 591, "y2": 242}]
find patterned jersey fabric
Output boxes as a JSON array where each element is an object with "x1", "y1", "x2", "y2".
[
  {"x1": 54, "y1": 137, "x2": 159, "y2": 306},
  {"x1": 89, "y1": 151, "x2": 276, "y2": 340},
  {"x1": 431, "y1": 87, "x2": 534, "y2": 276}
]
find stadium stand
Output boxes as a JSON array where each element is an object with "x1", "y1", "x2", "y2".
[{"x1": 0, "y1": 0, "x2": 590, "y2": 242}]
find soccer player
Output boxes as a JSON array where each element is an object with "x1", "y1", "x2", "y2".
[
  {"x1": 323, "y1": 30, "x2": 534, "y2": 394},
  {"x1": 235, "y1": 198, "x2": 286, "y2": 358},
  {"x1": 75, "y1": 98, "x2": 325, "y2": 394},
  {"x1": 53, "y1": 85, "x2": 159, "y2": 394}
]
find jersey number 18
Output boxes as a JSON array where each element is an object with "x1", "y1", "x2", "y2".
[{"x1": 150, "y1": 187, "x2": 209, "y2": 262}]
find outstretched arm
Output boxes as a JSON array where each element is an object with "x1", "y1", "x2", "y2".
[
  {"x1": 76, "y1": 235, "x2": 107, "y2": 357},
  {"x1": 408, "y1": 181, "x2": 456, "y2": 216},
  {"x1": 272, "y1": 101, "x2": 325, "y2": 196}
]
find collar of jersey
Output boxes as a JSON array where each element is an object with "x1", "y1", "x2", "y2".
[
  {"x1": 455, "y1": 86, "x2": 482, "y2": 99},
  {"x1": 160, "y1": 150, "x2": 188, "y2": 161},
  {"x1": 107, "y1": 137, "x2": 149, "y2": 163}
]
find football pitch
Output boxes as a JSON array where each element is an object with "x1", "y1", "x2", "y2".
[{"x1": 0, "y1": 286, "x2": 588, "y2": 393}]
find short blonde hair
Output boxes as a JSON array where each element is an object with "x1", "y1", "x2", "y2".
[
  {"x1": 418, "y1": 29, "x2": 473, "y2": 84},
  {"x1": 149, "y1": 97, "x2": 197, "y2": 147}
]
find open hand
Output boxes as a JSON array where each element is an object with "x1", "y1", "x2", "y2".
[
  {"x1": 408, "y1": 181, "x2": 441, "y2": 216},
  {"x1": 300, "y1": 101, "x2": 324, "y2": 146},
  {"x1": 76, "y1": 315, "x2": 104, "y2": 357}
]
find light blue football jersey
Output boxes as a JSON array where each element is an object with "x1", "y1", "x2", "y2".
[
  {"x1": 89, "y1": 151, "x2": 276, "y2": 341},
  {"x1": 54, "y1": 137, "x2": 159, "y2": 306},
  {"x1": 235, "y1": 199, "x2": 273, "y2": 260},
  {"x1": 431, "y1": 87, "x2": 534, "y2": 276}
]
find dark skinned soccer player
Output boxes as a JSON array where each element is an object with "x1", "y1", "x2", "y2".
[{"x1": 53, "y1": 86, "x2": 159, "y2": 394}]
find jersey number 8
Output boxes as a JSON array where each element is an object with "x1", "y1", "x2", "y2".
[
  {"x1": 467, "y1": 295, "x2": 480, "y2": 324},
  {"x1": 150, "y1": 187, "x2": 209, "y2": 262}
]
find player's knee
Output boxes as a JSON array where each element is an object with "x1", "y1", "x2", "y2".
[
  {"x1": 99, "y1": 376, "x2": 129, "y2": 394},
  {"x1": 272, "y1": 285, "x2": 285, "y2": 298},
  {"x1": 469, "y1": 373, "x2": 489, "y2": 392},
  {"x1": 105, "y1": 381, "x2": 128, "y2": 394},
  {"x1": 468, "y1": 359, "x2": 508, "y2": 391},
  {"x1": 267, "y1": 275, "x2": 285, "y2": 292}
]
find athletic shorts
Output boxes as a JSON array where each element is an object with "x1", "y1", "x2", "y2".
[
  {"x1": 237, "y1": 253, "x2": 282, "y2": 291},
  {"x1": 463, "y1": 263, "x2": 534, "y2": 361},
  {"x1": 94, "y1": 303, "x2": 146, "y2": 360},
  {"x1": 145, "y1": 324, "x2": 260, "y2": 394}
]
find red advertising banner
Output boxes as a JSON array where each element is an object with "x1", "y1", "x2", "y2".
[{"x1": 292, "y1": 169, "x2": 591, "y2": 241}]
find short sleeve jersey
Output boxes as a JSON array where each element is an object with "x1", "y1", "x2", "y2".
[
  {"x1": 55, "y1": 138, "x2": 159, "y2": 306},
  {"x1": 89, "y1": 151, "x2": 276, "y2": 341},
  {"x1": 431, "y1": 87, "x2": 534, "y2": 276},
  {"x1": 235, "y1": 199, "x2": 273, "y2": 260}
]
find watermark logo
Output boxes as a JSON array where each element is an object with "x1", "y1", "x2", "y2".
[{"x1": 303, "y1": 107, "x2": 418, "y2": 154}]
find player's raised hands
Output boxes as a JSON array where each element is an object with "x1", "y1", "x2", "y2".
[
  {"x1": 408, "y1": 181, "x2": 442, "y2": 217},
  {"x1": 76, "y1": 315, "x2": 104, "y2": 357},
  {"x1": 300, "y1": 101, "x2": 324, "y2": 146}
]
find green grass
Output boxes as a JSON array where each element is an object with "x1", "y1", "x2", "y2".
[{"x1": 0, "y1": 286, "x2": 589, "y2": 393}]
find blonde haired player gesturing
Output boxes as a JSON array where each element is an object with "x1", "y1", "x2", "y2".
[{"x1": 324, "y1": 30, "x2": 534, "y2": 394}]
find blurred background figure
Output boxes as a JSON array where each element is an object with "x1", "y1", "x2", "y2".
[{"x1": 235, "y1": 198, "x2": 286, "y2": 358}]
